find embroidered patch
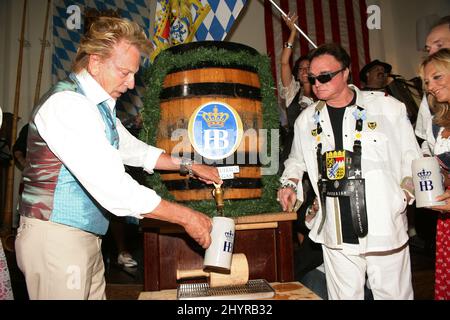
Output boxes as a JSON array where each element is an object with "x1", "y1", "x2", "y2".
[
  {"x1": 311, "y1": 129, "x2": 317, "y2": 136},
  {"x1": 326, "y1": 150, "x2": 346, "y2": 180},
  {"x1": 368, "y1": 122, "x2": 377, "y2": 130}
]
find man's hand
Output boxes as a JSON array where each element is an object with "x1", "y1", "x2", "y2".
[
  {"x1": 277, "y1": 187, "x2": 297, "y2": 212},
  {"x1": 429, "y1": 189, "x2": 450, "y2": 213},
  {"x1": 145, "y1": 199, "x2": 213, "y2": 248},
  {"x1": 192, "y1": 164, "x2": 222, "y2": 185},
  {"x1": 182, "y1": 209, "x2": 213, "y2": 249},
  {"x1": 306, "y1": 197, "x2": 320, "y2": 223}
]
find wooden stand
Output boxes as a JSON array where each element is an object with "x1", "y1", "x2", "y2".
[
  {"x1": 138, "y1": 281, "x2": 321, "y2": 300},
  {"x1": 140, "y1": 212, "x2": 297, "y2": 291}
]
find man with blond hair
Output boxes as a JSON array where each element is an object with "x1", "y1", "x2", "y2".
[{"x1": 15, "y1": 17, "x2": 221, "y2": 300}]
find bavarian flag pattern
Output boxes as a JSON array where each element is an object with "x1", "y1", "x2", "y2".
[
  {"x1": 52, "y1": 0, "x2": 152, "y2": 128},
  {"x1": 151, "y1": 0, "x2": 247, "y2": 60},
  {"x1": 326, "y1": 150, "x2": 346, "y2": 180}
]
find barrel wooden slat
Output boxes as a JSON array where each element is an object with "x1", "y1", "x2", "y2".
[
  {"x1": 156, "y1": 43, "x2": 264, "y2": 201},
  {"x1": 163, "y1": 68, "x2": 260, "y2": 88},
  {"x1": 157, "y1": 97, "x2": 262, "y2": 153},
  {"x1": 171, "y1": 188, "x2": 262, "y2": 201},
  {"x1": 159, "y1": 167, "x2": 261, "y2": 181}
]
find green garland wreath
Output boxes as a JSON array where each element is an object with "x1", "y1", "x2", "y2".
[{"x1": 140, "y1": 45, "x2": 281, "y2": 217}]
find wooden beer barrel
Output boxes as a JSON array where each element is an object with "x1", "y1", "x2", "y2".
[{"x1": 155, "y1": 42, "x2": 263, "y2": 201}]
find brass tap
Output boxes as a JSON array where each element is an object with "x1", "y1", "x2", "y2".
[{"x1": 212, "y1": 183, "x2": 224, "y2": 216}]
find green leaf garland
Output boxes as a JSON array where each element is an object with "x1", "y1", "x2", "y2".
[{"x1": 140, "y1": 45, "x2": 281, "y2": 217}]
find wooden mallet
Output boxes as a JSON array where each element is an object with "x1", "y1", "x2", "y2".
[{"x1": 176, "y1": 253, "x2": 249, "y2": 287}]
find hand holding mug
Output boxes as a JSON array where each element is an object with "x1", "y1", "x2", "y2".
[{"x1": 429, "y1": 189, "x2": 450, "y2": 213}]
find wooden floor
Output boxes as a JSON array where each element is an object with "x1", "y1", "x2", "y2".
[{"x1": 5, "y1": 232, "x2": 436, "y2": 300}]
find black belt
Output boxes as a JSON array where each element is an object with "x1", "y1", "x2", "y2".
[{"x1": 320, "y1": 178, "x2": 368, "y2": 237}]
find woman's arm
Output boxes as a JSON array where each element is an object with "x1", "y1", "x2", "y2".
[{"x1": 280, "y1": 12, "x2": 298, "y2": 88}]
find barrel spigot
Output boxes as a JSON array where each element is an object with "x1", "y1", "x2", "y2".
[{"x1": 212, "y1": 183, "x2": 224, "y2": 216}]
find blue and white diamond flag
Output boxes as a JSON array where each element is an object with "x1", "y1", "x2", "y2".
[
  {"x1": 52, "y1": 0, "x2": 152, "y2": 128},
  {"x1": 152, "y1": 0, "x2": 247, "y2": 60},
  {"x1": 194, "y1": 0, "x2": 247, "y2": 41}
]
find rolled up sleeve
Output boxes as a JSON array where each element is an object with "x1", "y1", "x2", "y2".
[
  {"x1": 35, "y1": 92, "x2": 163, "y2": 219},
  {"x1": 116, "y1": 121, "x2": 164, "y2": 173}
]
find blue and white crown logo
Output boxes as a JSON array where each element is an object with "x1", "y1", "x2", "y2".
[
  {"x1": 224, "y1": 230, "x2": 234, "y2": 241},
  {"x1": 188, "y1": 102, "x2": 243, "y2": 160},
  {"x1": 417, "y1": 168, "x2": 432, "y2": 180},
  {"x1": 202, "y1": 106, "x2": 229, "y2": 128}
]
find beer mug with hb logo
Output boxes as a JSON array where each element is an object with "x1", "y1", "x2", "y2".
[
  {"x1": 204, "y1": 216, "x2": 235, "y2": 271},
  {"x1": 412, "y1": 157, "x2": 446, "y2": 208}
]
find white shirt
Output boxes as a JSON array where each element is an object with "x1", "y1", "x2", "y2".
[
  {"x1": 282, "y1": 86, "x2": 421, "y2": 253},
  {"x1": 419, "y1": 96, "x2": 450, "y2": 158},
  {"x1": 35, "y1": 69, "x2": 164, "y2": 219},
  {"x1": 415, "y1": 94, "x2": 433, "y2": 154},
  {"x1": 433, "y1": 129, "x2": 450, "y2": 156},
  {"x1": 424, "y1": 120, "x2": 450, "y2": 156},
  {"x1": 415, "y1": 94, "x2": 432, "y2": 140},
  {"x1": 279, "y1": 75, "x2": 314, "y2": 108}
]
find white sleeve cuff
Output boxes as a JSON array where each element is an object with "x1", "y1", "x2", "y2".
[
  {"x1": 143, "y1": 147, "x2": 164, "y2": 174},
  {"x1": 402, "y1": 188, "x2": 415, "y2": 205},
  {"x1": 125, "y1": 186, "x2": 162, "y2": 219}
]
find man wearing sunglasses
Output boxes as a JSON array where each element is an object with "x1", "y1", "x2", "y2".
[{"x1": 278, "y1": 43, "x2": 421, "y2": 299}]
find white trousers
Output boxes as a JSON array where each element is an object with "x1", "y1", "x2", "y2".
[
  {"x1": 15, "y1": 216, "x2": 106, "y2": 300},
  {"x1": 322, "y1": 244, "x2": 414, "y2": 300}
]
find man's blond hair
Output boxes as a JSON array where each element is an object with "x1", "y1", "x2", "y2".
[{"x1": 72, "y1": 17, "x2": 152, "y2": 73}]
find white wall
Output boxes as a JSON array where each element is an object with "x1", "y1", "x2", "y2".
[
  {"x1": 367, "y1": 0, "x2": 450, "y2": 79},
  {"x1": 227, "y1": 0, "x2": 266, "y2": 54},
  {"x1": 0, "y1": 0, "x2": 53, "y2": 216},
  {"x1": 0, "y1": 0, "x2": 52, "y2": 126}
]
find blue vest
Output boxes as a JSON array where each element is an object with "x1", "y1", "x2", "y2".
[{"x1": 21, "y1": 73, "x2": 119, "y2": 235}]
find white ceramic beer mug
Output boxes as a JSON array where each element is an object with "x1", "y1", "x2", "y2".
[
  {"x1": 204, "y1": 216, "x2": 235, "y2": 271},
  {"x1": 412, "y1": 157, "x2": 446, "y2": 208}
]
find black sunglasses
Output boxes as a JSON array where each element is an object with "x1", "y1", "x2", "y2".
[{"x1": 308, "y1": 68, "x2": 346, "y2": 85}]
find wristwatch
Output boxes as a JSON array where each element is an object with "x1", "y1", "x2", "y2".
[
  {"x1": 281, "y1": 179, "x2": 298, "y2": 192},
  {"x1": 179, "y1": 158, "x2": 193, "y2": 177}
]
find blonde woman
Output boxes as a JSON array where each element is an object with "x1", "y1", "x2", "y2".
[{"x1": 420, "y1": 48, "x2": 450, "y2": 300}]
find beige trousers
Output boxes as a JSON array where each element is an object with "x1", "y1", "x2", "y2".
[{"x1": 15, "y1": 216, "x2": 106, "y2": 300}]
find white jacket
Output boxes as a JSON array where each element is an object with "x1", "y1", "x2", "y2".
[{"x1": 282, "y1": 85, "x2": 421, "y2": 253}]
